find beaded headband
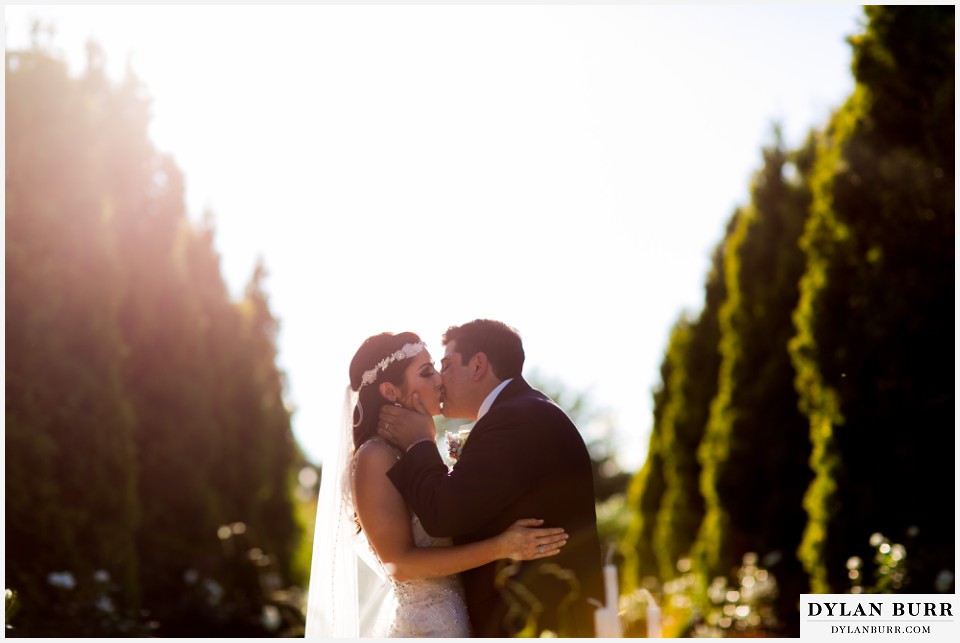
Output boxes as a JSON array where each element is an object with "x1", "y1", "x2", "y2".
[{"x1": 358, "y1": 341, "x2": 426, "y2": 390}]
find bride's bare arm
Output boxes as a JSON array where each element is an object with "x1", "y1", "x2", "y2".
[{"x1": 354, "y1": 440, "x2": 568, "y2": 583}]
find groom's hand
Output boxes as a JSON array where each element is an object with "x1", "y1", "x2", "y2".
[{"x1": 378, "y1": 393, "x2": 436, "y2": 451}]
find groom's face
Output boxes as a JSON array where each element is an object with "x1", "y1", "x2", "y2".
[{"x1": 439, "y1": 340, "x2": 476, "y2": 420}]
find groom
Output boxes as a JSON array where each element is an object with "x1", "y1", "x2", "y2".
[{"x1": 378, "y1": 319, "x2": 602, "y2": 637}]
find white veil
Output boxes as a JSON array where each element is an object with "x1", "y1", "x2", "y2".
[{"x1": 305, "y1": 385, "x2": 395, "y2": 638}]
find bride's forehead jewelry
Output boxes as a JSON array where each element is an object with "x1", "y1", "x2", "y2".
[{"x1": 359, "y1": 341, "x2": 426, "y2": 390}]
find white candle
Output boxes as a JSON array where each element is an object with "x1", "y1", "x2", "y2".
[
  {"x1": 604, "y1": 564, "x2": 619, "y2": 609},
  {"x1": 646, "y1": 601, "x2": 661, "y2": 638},
  {"x1": 594, "y1": 606, "x2": 621, "y2": 638},
  {"x1": 595, "y1": 564, "x2": 622, "y2": 637},
  {"x1": 638, "y1": 588, "x2": 661, "y2": 638}
]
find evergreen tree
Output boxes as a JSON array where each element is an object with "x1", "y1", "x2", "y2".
[
  {"x1": 6, "y1": 43, "x2": 141, "y2": 628},
  {"x1": 790, "y1": 6, "x2": 954, "y2": 593},
  {"x1": 652, "y1": 318, "x2": 707, "y2": 581},
  {"x1": 654, "y1": 239, "x2": 727, "y2": 582},
  {"x1": 622, "y1": 354, "x2": 670, "y2": 592},
  {"x1": 112, "y1": 118, "x2": 227, "y2": 621},
  {"x1": 622, "y1": 430, "x2": 667, "y2": 593},
  {"x1": 623, "y1": 233, "x2": 729, "y2": 589},
  {"x1": 233, "y1": 263, "x2": 300, "y2": 580},
  {"x1": 695, "y1": 130, "x2": 816, "y2": 635},
  {"x1": 6, "y1": 40, "x2": 303, "y2": 635}
]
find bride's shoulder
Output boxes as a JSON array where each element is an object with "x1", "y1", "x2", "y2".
[{"x1": 354, "y1": 438, "x2": 401, "y2": 473}]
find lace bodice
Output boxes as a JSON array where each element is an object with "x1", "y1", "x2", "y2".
[
  {"x1": 356, "y1": 439, "x2": 471, "y2": 638},
  {"x1": 386, "y1": 514, "x2": 471, "y2": 637}
]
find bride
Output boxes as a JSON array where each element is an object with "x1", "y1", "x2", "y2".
[{"x1": 305, "y1": 332, "x2": 568, "y2": 637}]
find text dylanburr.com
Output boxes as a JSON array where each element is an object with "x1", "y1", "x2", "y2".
[{"x1": 801, "y1": 595, "x2": 958, "y2": 642}]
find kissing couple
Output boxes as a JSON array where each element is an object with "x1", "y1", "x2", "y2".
[{"x1": 305, "y1": 319, "x2": 603, "y2": 638}]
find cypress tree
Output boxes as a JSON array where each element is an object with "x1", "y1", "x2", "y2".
[
  {"x1": 6, "y1": 41, "x2": 303, "y2": 634},
  {"x1": 6, "y1": 43, "x2": 141, "y2": 630},
  {"x1": 233, "y1": 263, "x2": 300, "y2": 581},
  {"x1": 622, "y1": 349, "x2": 672, "y2": 591},
  {"x1": 695, "y1": 130, "x2": 816, "y2": 634},
  {"x1": 623, "y1": 232, "x2": 730, "y2": 590},
  {"x1": 790, "y1": 6, "x2": 954, "y2": 593},
  {"x1": 106, "y1": 99, "x2": 228, "y2": 615},
  {"x1": 655, "y1": 239, "x2": 728, "y2": 582},
  {"x1": 653, "y1": 318, "x2": 708, "y2": 581}
]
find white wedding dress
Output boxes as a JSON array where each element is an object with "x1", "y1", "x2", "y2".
[
  {"x1": 305, "y1": 389, "x2": 471, "y2": 639},
  {"x1": 384, "y1": 513, "x2": 472, "y2": 637}
]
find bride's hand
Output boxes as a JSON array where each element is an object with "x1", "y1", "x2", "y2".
[{"x1": 498, "y1": 518, "x2": 569, "y2": 561}]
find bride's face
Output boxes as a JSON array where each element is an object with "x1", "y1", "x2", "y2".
[{"x1": 398, "y1": 351, "x2": 442, "y2": 415}]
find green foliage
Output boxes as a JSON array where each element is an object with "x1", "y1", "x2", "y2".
[
  {"x1": 6, "y1": 590, "x2": 21, "y2": 629},
  {"x1": 622, "y1": 425, "x2": 666, "y2": 594},
  {"x1": 622, "y1": 233, "x2": 728, "y2": 591},
  {"x1": 790, "y1": 5, "x2": 955, "y2": 593},
  {"x1": 6, "y1": 44, "x2": 142, "y2": 625},
  {"x1": 693, "y1": 129, "x2": 816, "y2": 635},
  {"x1": 655, "y1": 235, "x2": 730, "y2": 581},
  {"x1": 621, "y1": 339, "x2": 673, "y2": 592},
  {"x1": 846, "y1": 532, "x2": 909, "y2": 594},
  {"x1": 595, "y1": 494, "x2": 632, "y2": 558},
  {"x1": 846, "y1": 530, "x2": 955, "y2": 595},
  {"x1": 5, "y1": 41, "x2": 302, "y2": 636},
  {"x1": 627, "y1": 9, "x2": 953, "y2": 631},
  {"x1": 620, "y1": 552, "x2": 779, "y2": 638},
  {"x1": 289, "y1": 470, "x2": 321, "y2": 588},
  {"x1": 653, "y1": 321, "x2": 707, "y2": 579}
]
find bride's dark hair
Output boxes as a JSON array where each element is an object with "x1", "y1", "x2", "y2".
[{"x1": 349, "y1": 331, "x2": 422, "y2": 450}]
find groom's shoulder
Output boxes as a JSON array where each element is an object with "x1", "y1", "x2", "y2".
[{"x1": 494, "y1": 383, "x2": 573, "y2": 425}]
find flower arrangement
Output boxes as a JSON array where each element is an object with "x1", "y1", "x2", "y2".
[{"x1": 445, "y1": 427, "x2": 472, "y2": 461}]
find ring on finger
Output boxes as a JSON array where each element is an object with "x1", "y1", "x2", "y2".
[{"x1": 537, "y1": 545, "x2": 545, "y2": 554}]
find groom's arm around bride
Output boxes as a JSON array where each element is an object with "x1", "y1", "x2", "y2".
[{"x1": 379, "y1": 320, "x2": 603, "y2": 638}]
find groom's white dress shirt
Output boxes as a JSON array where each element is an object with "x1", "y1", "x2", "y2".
[
  {"x1": 476, "y1": 378, "x2": 513, "y2": 423},
  {"x1": 443, "y1": 379, "x2": 512, "y2": 447}
]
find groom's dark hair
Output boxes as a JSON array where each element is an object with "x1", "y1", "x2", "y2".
[{"x1": 443, "y1": 319, "x2": 524, "y2": 380}]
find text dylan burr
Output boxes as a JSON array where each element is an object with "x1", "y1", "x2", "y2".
[{"x1": 808, "y1": 602, "x2": 953, "y2": 618}]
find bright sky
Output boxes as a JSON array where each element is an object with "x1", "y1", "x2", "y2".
[{"x1": 4, "y1": 3, "x2": 862, "y2": 471}]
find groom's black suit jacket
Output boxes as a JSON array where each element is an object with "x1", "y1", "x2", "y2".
[{"x1": 387, "y1": 377, "x2": 603, "y2": 637}]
